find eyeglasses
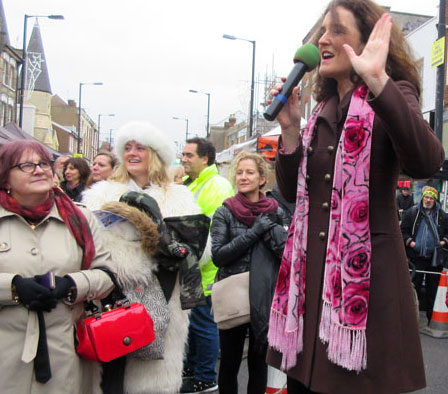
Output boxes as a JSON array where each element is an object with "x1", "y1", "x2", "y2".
[{"x1": 11, "y1": 161, "x2": 53, "y2": 173}]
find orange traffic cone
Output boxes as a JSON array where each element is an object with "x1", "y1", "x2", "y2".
[
  {"x1": 420, "y1": 269, "x2": 448, "y2": 338},
  {"x1": 265, "y1": 366, "x2": 287, "y2": 394}
]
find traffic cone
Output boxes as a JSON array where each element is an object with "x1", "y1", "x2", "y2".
[
  {"x1": 420, "y1": 269, "x2": 448, "y2": 338},
  {"x1": 265, "y1": 366, "x2": 287, "y2": 394}
]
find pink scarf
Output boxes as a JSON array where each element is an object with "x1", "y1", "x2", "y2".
[{"x1": 268, "y1": 85, "x2": 375, "y2": 372}]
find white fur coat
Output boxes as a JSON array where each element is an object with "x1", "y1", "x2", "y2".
[{"x1": 82, "y1": 180, "x2": 204, "y2": 394}]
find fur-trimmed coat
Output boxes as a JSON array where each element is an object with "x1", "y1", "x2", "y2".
[{"x1": 83, "y1": 179, "x2": 205, "y2": 394}]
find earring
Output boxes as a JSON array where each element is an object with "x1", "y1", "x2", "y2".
[{"x1": 6, "y1": 189, "x2": 10, "y2": 195}]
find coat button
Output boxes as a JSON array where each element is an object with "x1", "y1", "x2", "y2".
[
  {"x1": 307, "y1": 146, "x2": 314, "y2": 155},
  {"x1": 322, "y1": 202, "x2": 329, "y2": 210},
  {"x1": 30, "y1": 247, "x2": 39, "y2": 255},
  {"x1": 0, "y1": 242, "x2": 8, "y2": 251},
  {"x1": 319, "y1": 231, "x2": 326, "y2": 240},
  {"x1": 328, "y1": 145, "x2": 335, "y2": 153},
  {"x1": 324, "y1": 173, "x2": 332, "y2": 182}
]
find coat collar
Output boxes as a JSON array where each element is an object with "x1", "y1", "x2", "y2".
[
  {"x1": 185, "y1": 164, "x2": 219, "y2": 190},
  {"x1": 317, "y1": 87, "x2": 355, "y2": 129},
  {"x1": 0, "y1": 203, "x2": 65, "y2": 223}
]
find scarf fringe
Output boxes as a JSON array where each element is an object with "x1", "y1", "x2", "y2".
[
  {"x1": 319, "y1": 299, "x2": 332, "y2": 342},
  {"x1": 268, "y1": 309, "x2": 303, "y2": 371},
  {"x1": 319, "y1": 303, "x2": 367, "y2": 372}
]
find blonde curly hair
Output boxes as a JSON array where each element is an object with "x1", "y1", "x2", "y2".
[{"x1": 231, "y1": 151, "x2": 269, "y2": 189}]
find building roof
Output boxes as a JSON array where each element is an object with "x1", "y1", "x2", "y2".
[
  {"x1": 25, "y1": 20, "x2": 52, "y2": 94},
  {"x1": 0, "y1": 122, "x2": 61, "y2": 158},
  {"x1": 0, "y1": 0, "x2": 10, "y2": 47}
]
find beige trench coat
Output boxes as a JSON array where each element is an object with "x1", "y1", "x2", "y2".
[{"x1": 0, "y1": 204, "x2": 114, "y2": 394}]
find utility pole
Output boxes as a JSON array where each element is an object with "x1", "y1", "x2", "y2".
[{"x1": 435, "y1": 0, "x2": 446, "y2": 141}]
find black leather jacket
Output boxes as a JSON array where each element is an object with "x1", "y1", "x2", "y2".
[
  {"x1": 211, "y1": 205, "x2": 289, "y2": 281},
  {"x1": 211, "y1": 203, "x2": 289, "y2": 349}
]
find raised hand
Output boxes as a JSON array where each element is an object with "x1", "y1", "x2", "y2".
[{"x1": 343, "y1": 13, "x2": 392, "y2": 96}]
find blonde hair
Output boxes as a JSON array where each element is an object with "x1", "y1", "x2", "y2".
[
  {"x1": 231, "y1": 151, "x2": 269, "y2": 189},
  {"x1": 109, "y1": 146, "x2": 170, "y2": 187}
]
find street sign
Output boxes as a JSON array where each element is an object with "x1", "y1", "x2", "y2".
[{"x1": 431, "y1": 37, "x2": 445, "y2": 68}]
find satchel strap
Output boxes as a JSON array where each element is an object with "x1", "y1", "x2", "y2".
[{"x1": 96, "y1": 268, "x2": 129, "y2": 307}]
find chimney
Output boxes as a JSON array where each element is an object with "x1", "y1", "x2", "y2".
[{"x1": 68, "y1": 100, "x2": 77, "y2": 107}]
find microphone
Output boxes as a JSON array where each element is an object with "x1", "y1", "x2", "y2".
[{"x1": 263, "y1": 44, "x2": 321, "y2": 121}]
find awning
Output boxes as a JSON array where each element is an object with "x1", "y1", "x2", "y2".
[{"x1": 0, "y1": 122, "x2": 61, "y2": 158}]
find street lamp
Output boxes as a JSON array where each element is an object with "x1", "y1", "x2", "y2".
[
  {"x1": 173, "y1": 116, "x2": 189, "y2": 141},
  {"x1": 78, "y1": 82, "x2": 103, "y2": 154},
  {"x1": 97, "y1": 113, "x2": 115, "y2": 152},
  {"x1": 189, "y1": 89, "x2": 211, "y2": 138},
  {"x1": 19, "y1": 14, "x2": 64, "y2": 128},
  {"x1": 223, "y1": 34, "x2": 256, "y2": 138}
]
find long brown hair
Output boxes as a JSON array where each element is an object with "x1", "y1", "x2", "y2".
[
  {"x1": 63, "y1": 157, "x2": 91, "y2": 185},
  {"x1": 312, "y1": 0, "x2": 421, "y2": 102}
]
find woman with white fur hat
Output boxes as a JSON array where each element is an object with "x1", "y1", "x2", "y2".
[{"x1": 82, "y1": 121, "x2": 206, "y2": 394}]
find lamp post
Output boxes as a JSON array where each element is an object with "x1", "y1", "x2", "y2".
[
  {"x1": 435, "y1": 0, "x2": 446, "y2": 142},
  {"x1": 97, "y1": 113, "x2": 115, "y2": 152},
  {"x1": 19, "y1": 14, "x2": 64, "y2": 128},
  {"x1": 223, "y1": 34, "x2": 256, "y2": 138},
  {"x1": 189, "y1": 89, "x2": 211, "y2": 138},
  {"x1": 173, "y1": 116, "x2": 189, "y2": 141},
  {"x1": 109, "y1": 129, "x2": 116, "y2": 149},
  {"x1": 77, "y1": 82, "x2": 103, "y2": 154}
]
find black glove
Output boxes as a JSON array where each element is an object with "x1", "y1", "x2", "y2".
[
  {"x1": 53, "y1": 276, "x2": 75, "y2": 299},
  {"x1": 251, "y1": 214, "x2": 273, "y2": 236},
  {"x1": 12, "y1": 276, "x2": 57, "y2": 312},
  {"x1": 267, "y1": 211, "x2": 281, "y2": 225}
]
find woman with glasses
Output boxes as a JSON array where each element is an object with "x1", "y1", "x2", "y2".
[
  {"x1": 60, "y1": 157, "x2": 91, "y2": 202},
  {"x1": 0, "y1": 140, "x2": 115, "y2": 394}
]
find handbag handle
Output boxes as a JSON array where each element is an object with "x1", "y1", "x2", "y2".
[{"x1": 96, "y1": 268, "x2": 129, "y2": 307}]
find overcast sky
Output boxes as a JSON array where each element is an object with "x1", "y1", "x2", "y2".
[{"x1": 3, "y1": 0, "x2": 440, "y2": 148}]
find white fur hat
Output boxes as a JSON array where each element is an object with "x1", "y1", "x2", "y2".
[{"x1": 114, "y1": 121, "x2": 175, "y2": 166}]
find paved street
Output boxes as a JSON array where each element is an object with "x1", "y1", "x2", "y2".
[
  {"x1": 415, "y1": 312, "x2": 448, "y2": 394},
  {"x1": 226, "y1": 312, "x2": 447, "y2": 393}
]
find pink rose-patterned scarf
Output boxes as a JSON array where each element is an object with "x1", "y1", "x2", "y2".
[{"x1": 268, "y1": 85, "x2": 375, "y2": 372}]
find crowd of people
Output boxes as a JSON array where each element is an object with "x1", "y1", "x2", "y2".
[{"x1": 1, "y1": 0, "x2": 446, "y2": 393}]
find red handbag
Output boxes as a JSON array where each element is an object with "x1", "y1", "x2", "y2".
[{"x1": 76, "y1": 301, "x2": 155, "y2": 362}]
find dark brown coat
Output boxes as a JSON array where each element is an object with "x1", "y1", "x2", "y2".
[{"x1": 267, "y1": 80, "x2": 444, "y2": 394}]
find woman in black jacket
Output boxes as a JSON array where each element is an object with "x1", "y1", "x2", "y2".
[
  {"x1": 60, "y1": 157, "x2": 90, "y2": 202},
  {"x1": 211, "y1": 151, "x2": 288, "y2": 394}
]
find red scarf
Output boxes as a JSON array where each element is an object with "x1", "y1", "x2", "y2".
[
  {"x1": 0, "y1": 188, "x2": 95, "y2": 269},
  {"x1": 224, "y1": 191, "x2": 279, "y2": 227}
]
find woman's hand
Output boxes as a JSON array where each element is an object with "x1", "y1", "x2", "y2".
[
  {"x1": 267, "y1": 79, "x2": 302, "y2": 151},
  {"x1": 343, "y1": 13, "x2": 392, "y2": 97},
  {"x1": 251, "y1": 214, "x2": 274, "y2": 237},
  {"x1": 12, "y1": 276, "x2": 57, "y2": 312}
]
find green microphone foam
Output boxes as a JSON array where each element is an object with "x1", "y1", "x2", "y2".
[{"x1": 294, "y1": 44, "x2": 321, "y2": 70}]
